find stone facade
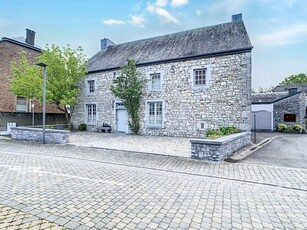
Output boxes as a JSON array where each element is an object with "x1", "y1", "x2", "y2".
[
  {"x1": 273, "y1": 92, "x2": 306, "y2": 127},
  {"x1": 72, "y1": 51, "x2": 252, "y2": 138},
  {"x1": 10, "y1": 127, "x2": 69, "y2": 144},
  {"x1": 191, "y1": 132, "x2": 251, "y2": 161}
]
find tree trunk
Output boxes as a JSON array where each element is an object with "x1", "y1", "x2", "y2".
[{"x1": 57, "y1": 105, "x2": 71, "y2": 130}]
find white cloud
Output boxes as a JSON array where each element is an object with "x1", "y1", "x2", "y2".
[
  {"x1": 130, "y1": 14, "x2": 146, "y2": 28},
  {"x1": 156, "y1": 0, "x2": 168, "y2": 7},
  {"x1": 103, "y1": 19, "x2": 126, "y2": 25},
  {"x1": 146, "y1": 3, "x2": 179, "y2": 25},
  {"x1": 196, "y1": 9, "x2": 202, "y2": 16},
  {"x1": 171, "y1": 0, "x2": 188, "y2": 7},
  {"x1": 254, "y1": 23, "x2": 307, "y2": 46}
]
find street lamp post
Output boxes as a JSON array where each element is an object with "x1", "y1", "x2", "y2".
[
  {"x1": 32, "y1": 104, "x2": 35, "y2": 127},
  {"x1": 36, "y1": 62, "x2": 47, "y2": 144}
]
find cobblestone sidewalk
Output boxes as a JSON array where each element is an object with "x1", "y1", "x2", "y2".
[
  {"x1": 0, "y1": 139, "x2": 306, "y2": 229},
  {"x1": 0, "y1": 204, "x2": 64, "y2": 230},
  {"x1": 1, "y1": 140, "x2": 306, "y2": 191}
]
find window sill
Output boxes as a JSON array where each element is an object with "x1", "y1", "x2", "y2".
[
  {"x1": 192, "y1": 85, "x2": 208, "y2": 89},
  {"x1": 146, "y1": 125, "x2": 163, "y2": 129}
]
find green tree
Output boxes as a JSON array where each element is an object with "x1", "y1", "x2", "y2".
[
  {"x1": 282, "y1": 73, "x2": 307, "y2": 84},
  {"x1": 9, "y1": 45, "x2": 87, "y2": 127},
  {"x1": 110, "y1": 59, "x2": 145, "y2": 134},
  {"x1": 9, "y1": 51, "x2": 42, "y2": 99}
]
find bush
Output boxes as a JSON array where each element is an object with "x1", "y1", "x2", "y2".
[
  {"x1": 276, "y1": 123, "x2": 304, "y2": 133},
  {"x1": 206, "y1": 125, "x2": 239, "y2": 139},
  {"x1": 219, "y1": 125, "x2": 238, "y2": 135},
  {"x1": 276, "y1": 123, "x2": 287, "y2": 132},
  {"x1": 206, "y1": 129, "x2": 223, "y2": 139},
  {"x1": 292, "y1": 124, "x2": 303, "y2": 132},
  {"x1": 78, "y1": 123, "x2": 87, "y2": 131}
]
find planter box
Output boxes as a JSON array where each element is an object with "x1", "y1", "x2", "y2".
[
  {"x1": 191, "y1": 132, "x2": 251, "y2": 161},
  {"x1": 11, "y1": 127, "x2": 69, "y2": 144}
]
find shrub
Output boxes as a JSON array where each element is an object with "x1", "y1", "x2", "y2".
[
  {"x1": 78, "y1": 123, "x2": 87, "y2": 131},
  {"x1": 276, "y1": 123, "x2": 287, "y2": 132},
  {"x1": 206, "y1": 129, "x2": 223, "y2": 139},
  {"x1": 219, "y1": 125, "x2": 238, "y2": 135},
  {"x1": 206, "y1": 125, "x2": 239, "y2": 139},
  {"x1": 292, "y1": 124, "x2": 303, "y2": 132}
]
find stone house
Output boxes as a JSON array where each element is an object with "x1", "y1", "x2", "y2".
[
  {"x1": 0, "y1": 29, "x2": 65, "y2": 132},
  {"x1": 252, "y1": 87, "x2": 307, "y2": 131},
  {"x1": 72, "y1": 14, "x2": 253, "y2": 138}
]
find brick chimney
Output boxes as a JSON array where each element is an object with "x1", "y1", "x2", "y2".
[{"x1": 25, "y1": 29, "x2": 35, "y2": 46}]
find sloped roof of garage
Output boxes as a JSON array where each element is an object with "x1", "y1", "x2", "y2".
[
  {"x1": 87, "y1": 20, "x2": 253, "y2": 73},
  {"x1": 273, "y1": 83, "x2": 307, "y2": 92},
  {"x1": 251, "y1": 92, "x2": 304, "y2": 104}
]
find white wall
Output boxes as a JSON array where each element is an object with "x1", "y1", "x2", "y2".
[{"x1": 251, "y1": 104, "x2": 274, "y2": 130}]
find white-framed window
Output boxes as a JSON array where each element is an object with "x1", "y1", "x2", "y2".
[
  {"x1": 88, "y1": 80, "x2": 95, "y2": 93},
  {"x1": 190, "y1": 66, "x2": 211, "y2": 89},
  {"x1": 16, "y1": 97, "x2": 27, "y2": 112},
  {"x1": 147, "y1": 71, "x2": 163, "y2": 91},
  {"x1": 194, "y1": 68, "x2": 206, "y2": 86},
  {"x1": 150, "y1": 73, "x2": 161, "y2": 91},
  {"x1": 146, "y1": 100, "x2": 164, "y2": 127},
  {"x1": 86, "y1": 104, "x2": 96, "y2": 124}
]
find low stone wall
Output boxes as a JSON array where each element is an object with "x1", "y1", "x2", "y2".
[
  {"x1": 10, "y1": 127, "x2": 69, "y2": 144},
  {"x1": 191, "y1": 132, "x2": 251, "y2": 161}
]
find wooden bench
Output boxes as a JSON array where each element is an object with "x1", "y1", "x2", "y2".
[{"x1": 97, "y1": 126, "x2": 111, "y2": 133}]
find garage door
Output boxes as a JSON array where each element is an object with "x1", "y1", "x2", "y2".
[{"x1": 252, "y1": 110, "x2": 272, "y2": 131}]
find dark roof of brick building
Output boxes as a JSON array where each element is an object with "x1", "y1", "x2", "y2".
[
  {"x1": 87, "y1": 20, "x2": 252, "y2": 73},
  {"x1": 0, "y1": 37, "x2": 41, "y2": 52}
]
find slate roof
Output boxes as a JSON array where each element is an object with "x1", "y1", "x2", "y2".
[
  {"x1": 88, "y1": 20, "x2": 252, "y2": 73},
  {"x1": 273, "y1": 84, "x2": 307, "y2": 92},
  {"x1": 0, "y1": 36, "x2": 41, "y2": 52},
  {"x1": 252, "y1": 92, "x2": 289, "y2": 103}
]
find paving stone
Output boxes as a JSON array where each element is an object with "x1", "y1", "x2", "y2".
[{"x1": 0, "y1": 140, "x2": 306, "y2": 230}]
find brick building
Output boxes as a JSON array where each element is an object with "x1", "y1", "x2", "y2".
[{"x1": 0, "y1": 29, "x2": 65, "y2": 132}]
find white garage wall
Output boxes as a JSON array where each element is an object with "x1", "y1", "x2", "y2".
[{"x1": 251, "y1": 104, "x2": 274, "y2": 131}]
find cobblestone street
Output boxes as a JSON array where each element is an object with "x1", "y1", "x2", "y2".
[{"x1": 0, "y1": 139, "x2": 306, "y2": 229}]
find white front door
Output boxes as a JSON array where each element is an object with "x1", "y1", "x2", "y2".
[{"x1": 117, "y1": 109, "x2": 128, "y2": 132}]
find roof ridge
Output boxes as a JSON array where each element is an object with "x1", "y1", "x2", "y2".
[{"x1": 111, "y1": 21, "x2": 237, "y2": 47}]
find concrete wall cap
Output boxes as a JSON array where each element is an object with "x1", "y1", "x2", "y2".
[{"x1": 190, "y1": 131, "x2": 251, "y2": 145}]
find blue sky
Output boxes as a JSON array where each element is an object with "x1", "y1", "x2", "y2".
[{"x1": 1, "y1": 0, "x2": 307, "y2": 89}]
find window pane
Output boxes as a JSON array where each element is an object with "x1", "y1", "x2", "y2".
[
  {"x1": 148, "y1": 102, "x2": 163, "y2": 125},
  {"x1": 194, "y1": 68, "x2": 206, "y2": 86},
  {"x1": 86, "y1": 104, "x2": 96, "y2": 123},
  {"x1": 284, "y1": 114, "x2": 296, "y2": 122},
  {"x1": 88, "y1": 80, "x2": 95, "y2": 93},
  {"x1": 16, "y1": 97, "x2": 27, "y2": 112},
  {"x1": 150, "y1": 73, "x2": 161, "y2": 90}
]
